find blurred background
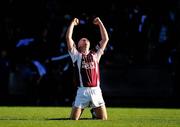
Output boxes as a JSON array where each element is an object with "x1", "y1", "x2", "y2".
[{"x1": 0, "y1": 0, "x2": 180, "y2": 107}]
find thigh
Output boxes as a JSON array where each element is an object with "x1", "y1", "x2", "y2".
[
  {"x1": 74, "y1": 88, "x2": 90, "y2": 108},
  {"x1": 91, "y1": 88, "x2": 105, "y2": 108},
  {"x1": 93, "y1": 105, "x2": 108, "y2": 120}
]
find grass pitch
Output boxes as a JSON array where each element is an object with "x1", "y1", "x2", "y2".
[{"x1": 0, "y1": 106, "x2": 180, "y2": 127}]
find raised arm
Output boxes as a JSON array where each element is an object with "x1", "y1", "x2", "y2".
[
  {"x1": 93, "y1": 17, "x2": 109, "y2": 51},
  {"x1": 66, "y1": 18, "x2": 79, "y2": 51}
]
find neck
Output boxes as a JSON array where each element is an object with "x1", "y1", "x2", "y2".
[{"x1": 81, "y1": 50, "x2": 89, "y2": 55}]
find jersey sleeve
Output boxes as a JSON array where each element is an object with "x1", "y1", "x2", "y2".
[{"x1": 68, "y1": 46, "x2": 79, "y2": 63}]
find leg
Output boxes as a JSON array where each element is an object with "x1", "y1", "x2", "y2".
[
  {"x1": 90, "y1": 108, "x2": 96, "y2": 119},
  {"x1": 70, "y1": 106, "x2": 84, "y2": 120},
  {"x1": 93, "y1": 105, "x2": 107, "y2": 120}
]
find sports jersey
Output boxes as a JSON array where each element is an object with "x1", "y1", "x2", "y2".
[{"x1": 68, "y1": 46, "x2": 104, "y2": 87}]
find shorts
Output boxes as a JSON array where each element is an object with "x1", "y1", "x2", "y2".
[{"x1": 73, "y1": 87, "x2": 105, "y2": 109}]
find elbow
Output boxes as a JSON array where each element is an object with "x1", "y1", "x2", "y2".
[
  {"x1": 106, "y1": 34, "x2": 109, "y2": 41},
  {"x1": 103, "y1": 37, "x2": 109, "y2": 43},
  {"x1": 66, "y1": 36, "x2": 72, "y2": 42},
  {"x1": 102, "y1": 34, "x2": 109, "y2": 42},
  {"x1": 65, "y1": 32, "x2": 72, "y2": 41},
  {"x1": 65, "y1": 35, "x2": 70, "y2": 40},
  {"x1": 106, "y1": 37, "x2": 109, "y2": 42}
]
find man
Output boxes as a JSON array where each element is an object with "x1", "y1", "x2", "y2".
[{"x1": 66, "y1": 16, "x2": 109, "y2": 120}]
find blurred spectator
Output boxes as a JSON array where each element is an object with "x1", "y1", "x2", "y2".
[{"x1": 0, "y1": 49, "x2": 11, "y2": 100}]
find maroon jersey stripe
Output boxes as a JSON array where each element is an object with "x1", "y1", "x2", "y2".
[{"x1": 80, "y1": 53, "x2": 99, "y2": 87}]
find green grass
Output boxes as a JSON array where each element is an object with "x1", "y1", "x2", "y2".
[{"x1": 0, "y1": 106, "x2": 180, "y2": 127}]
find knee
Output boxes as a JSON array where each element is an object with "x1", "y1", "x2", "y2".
[
  {"x1": 96, "y1": 115, "x2": 108, "y2": 120},
  {"x1": 71, "y1": 118, "x2": 79, "y2": 120},
  {"x1": 70, "y1": 116, "x2": 79, "y2": 120},
  {"x1": 102, "y1": 116, "x2": 108, "y2": 120}
]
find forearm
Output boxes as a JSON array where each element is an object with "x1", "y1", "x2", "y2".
[
  {"x1": 66, "y1": 22, "x2": 75, "y2": 50},
  {"x1": 66, "y1": 18, "x2": 79, "y2": 51},
  {"x1": 98, "y1": 21, "x2": 109, "y2": 42},
  {"x1": 96, "y1": 19, "x2": 109, "y2": 51}
]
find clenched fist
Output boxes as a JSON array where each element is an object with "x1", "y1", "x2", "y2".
[
  {"x1": 93, "y1": 17, "x2": 101, "y2": 25},
  {"x1": 72, "y1": 18, "x2": 79, "y2": 26}
]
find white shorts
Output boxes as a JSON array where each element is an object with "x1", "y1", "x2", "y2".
[{"x1": 73, "y1": 87, "x2": 105, "y2": 109}]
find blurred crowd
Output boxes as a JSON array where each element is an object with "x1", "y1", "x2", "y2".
[{"x1": 0, "y1": 0, "x2": 180, "y2": 105}]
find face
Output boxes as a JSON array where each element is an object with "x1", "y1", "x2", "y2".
[{"x1": 78, "y1": 38, "x2": 90, "y2": 52}]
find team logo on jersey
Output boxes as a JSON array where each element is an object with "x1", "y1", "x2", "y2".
[{"x1": 82, "y1": 61, "x2": 95, "y2": 69}]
